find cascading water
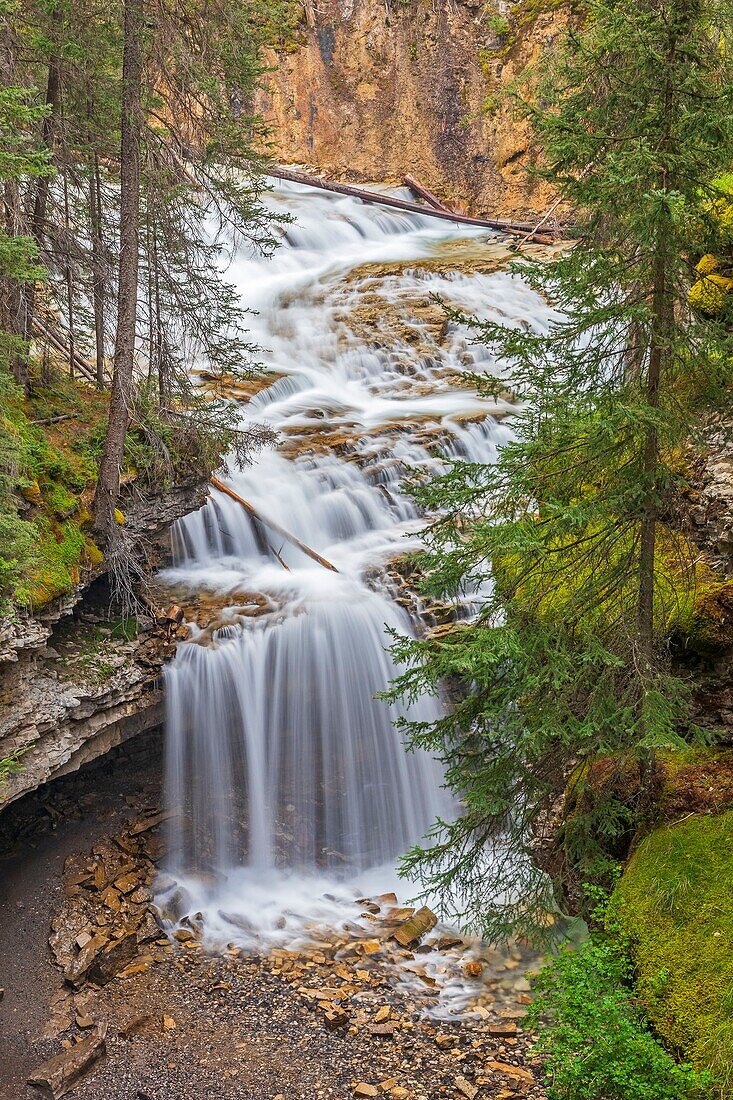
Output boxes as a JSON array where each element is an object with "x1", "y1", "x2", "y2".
[{"x1": 158, "y1": 180, "x2": 558, "y2": 952}]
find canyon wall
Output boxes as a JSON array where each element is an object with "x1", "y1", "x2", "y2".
[
  {"x1": 0, "y1": 485, "x2": 204, "y2": 810},
  {"x1": 256, "y1": 0, "x2": 568, "y2": 217}
]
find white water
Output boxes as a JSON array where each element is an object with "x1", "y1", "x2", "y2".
[{"x1": 158, "y1": 181, "x2": 558, "y2": 970}]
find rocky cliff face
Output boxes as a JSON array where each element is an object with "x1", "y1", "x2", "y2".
[
  {"x1": 256, "y1": 0, "x2": 568, "y2": 217},
  {"x1": 0, "y1": 484, "x2": 205, "y2": 812}
]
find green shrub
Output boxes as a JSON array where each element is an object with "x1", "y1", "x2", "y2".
[{"x1": 527, "y1": 934, "x2": 713, "y2": 1100}]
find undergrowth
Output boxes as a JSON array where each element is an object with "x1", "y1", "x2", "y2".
[
  {"x1": 528, "y1": 889, "x2": 714, "y2": 1100},
  {"x1": 0, "y1": 361, "x2": 238, "y2": 612}
]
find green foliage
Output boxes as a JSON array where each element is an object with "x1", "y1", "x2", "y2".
[
  {"x1": 527, "y1": 933, "x2": 713, "y2": 1100},
  {"x1": 611, "y1": 813, "x2": 733, "y2": 1094},
  {"x1": 389, "y1": 0, "x2": 733, "y2": 941},
  {"x1": 0, "y1": 365, "x2": 105, "y2": 608},
  {"x1": 0, "y1": 748, "x2": 26, "y2": 795}
]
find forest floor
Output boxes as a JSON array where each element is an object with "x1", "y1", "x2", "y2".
[{"x1": 0, "y1": 742, "x2": 545, "y2": 1100}]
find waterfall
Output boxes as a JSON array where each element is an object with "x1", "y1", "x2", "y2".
[
  {"x1": 158, "y1": 178, "x2": 557, "y2": 937},
  {"x1": 164, "y1": 587, "x2": 448, "y2": 875}
]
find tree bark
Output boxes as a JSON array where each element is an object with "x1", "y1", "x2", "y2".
[
  {"x1": 92, "y1": 0, "x2": 143, "y2": 543},
  {"x1": 89, "y1": 150, "x2": 106, "y2": 388},
  {"x1": 636, "y1": 250, "x2": 666, "y2": 674},
  {"x1": 0, "y1": 16, "x2": 29, "y2": 392},
  {"x1": 20, "y1": 47, "x2": 62, "y2": 383}
]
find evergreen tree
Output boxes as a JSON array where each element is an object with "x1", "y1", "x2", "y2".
[{"x1": 389, "y1": 0, "x2": 733, "y2": 939}]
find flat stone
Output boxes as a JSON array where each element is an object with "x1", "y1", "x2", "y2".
[
  {"x1": 485, "y1": 1060, "x2": 534, "y2": 1083},
  {"x1": 27, "y1": 1029, "x2": 106, "y2": 1098},
  {"x1": 354, "y1": 1086, "x2": 379, "y2": 1098},
  {"x1": 488, "y1": 1022, "x2": 518, "y2": 1038},
  {"x1": 455, "y1": 1077, "x2": 478, "y2": 1100},
  {"x1": 66, "y1": 932, "x2": 138, "y2": 987},
  {"x1": 63, "y1": 935, "x2": 109, "y2": 987}
]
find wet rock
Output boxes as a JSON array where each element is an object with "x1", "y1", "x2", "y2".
[
  {"x1": 65, "y1": 931, "x2": 138, "y2": 987},
  {"x1": 391, "y1": 906, "x2": 437, "y2": 946},
  {"x1": 113, "y1": 872, "x2": 141, "y2": 895},
  {"x1": 63, "y1": 934, "x2": 109, "y2": 986},
  {"x1": 135, "y1": 909, "x2": 162, "y2": 945},
  {"x1": 27, "y1": 1027, "x2": 106, "y2": 1098},
  {"x1": 130, "y1": 809, "x2": 177, "y2": 835},
  {"x1": 488, "y1": 1022, "x2": 518, "y2": 1038},
  {"x1": 162, "y1": 886, "x2": 192, "y2": 922},
  {"x1": 153, "y1": 872, "x2": 177, "y2": 894}
]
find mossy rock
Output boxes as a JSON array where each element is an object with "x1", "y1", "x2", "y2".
[
  {"x1": 611, "y1": 812, "x2": 733, "y2": 1095},
  {"x1": 689, "y1": 273, "x2": 733, "y2": 317}
]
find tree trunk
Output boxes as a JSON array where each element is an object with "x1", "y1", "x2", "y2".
[
  {"x1": 636, "y1": 250, "x2": 665, "y2": 672},
  {"x1": 92, "y1": 0, "x2": 143, "y2": 543},
  {"x1": 0, "y1": 16, "x2": 29, "y2": 392},
  {"x1": 89, "y1": 150, "x2": 106, "y2": 388},
  {"x1": 20, "y1": 49, "x2": 62, "y2": 383}
]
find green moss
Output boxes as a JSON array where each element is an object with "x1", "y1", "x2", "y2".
[
  {"x1": 43, "y1": 482, "x2": 79, "y2": 519},
  {"x1": 0, "y1": 367, "x2": 108, "y2": 609},
  {"x1": 16, "y1": 516, "x2": 87, "y2": 607},
  {"x1": 611, "y1": 813, "x2": 733, "y2": 1095}
]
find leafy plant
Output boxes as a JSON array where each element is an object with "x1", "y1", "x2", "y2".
[{"x1": 527, "y1": 935, "x2": 713, "y2": 1100}]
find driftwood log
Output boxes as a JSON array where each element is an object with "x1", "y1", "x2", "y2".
[{"x1": 211, "y1": 476, "x2": 338, "y2": 572}]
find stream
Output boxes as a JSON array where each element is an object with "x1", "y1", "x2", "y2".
[{"x1": 157, "y1": 179, "x2": 558, "y2": 966}]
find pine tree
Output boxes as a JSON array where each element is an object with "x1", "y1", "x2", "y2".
[{"x1": 389, "y1": 0, "x2": 733, "y2": 939}]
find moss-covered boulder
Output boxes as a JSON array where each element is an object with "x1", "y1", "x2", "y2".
[{"x1": 611, "y1": 812, "x2": 733, "y2": 1095}]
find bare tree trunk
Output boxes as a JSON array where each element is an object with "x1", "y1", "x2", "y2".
[
  {"x1": 20, "y1": 48, "x2": 62, "y2": 382},
  {"x1": 89, "y1": 148, "x2": 106, "y2": 388},
  {"x1": 92, "y1": 0, "x2": 143, "y2": 543},
  {"x1": 0, "y1": 16, "x2": 29, "y2": 392},
  {"x1": 62, "y1": 166, "x2": 76, "y2": 379}
]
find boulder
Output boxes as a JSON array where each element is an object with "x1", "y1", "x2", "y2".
[{"x1": 27, "y1": 1028, "x2": 106, "y2": 1098}]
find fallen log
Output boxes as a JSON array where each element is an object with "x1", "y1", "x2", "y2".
[
  {"x1": 31, "y1": 316, "x2": 98, "y2": 384},
  {"x1": 269, "y1": 166, "x2": 569, "y2": 237},
  {"x1": 30, "y1": 413, "x2": 78, "y2": 426},
  {"x1": 211, "y1": 476, "x2": 339, "y2": 572},
  {"x1": 404, "y1": 174, "x2": 454, "y2": 214}
]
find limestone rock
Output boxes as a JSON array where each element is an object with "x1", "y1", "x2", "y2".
[
  {"x1": 455, "y1": 1077, "x2": 478, "y2": 1100},
  {"x1": 27, "y1": 1027, "x2": 106, "y2": 1098},
  {"x1": 391, "y1": 906, "x2": 437, "y2": 947}
]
